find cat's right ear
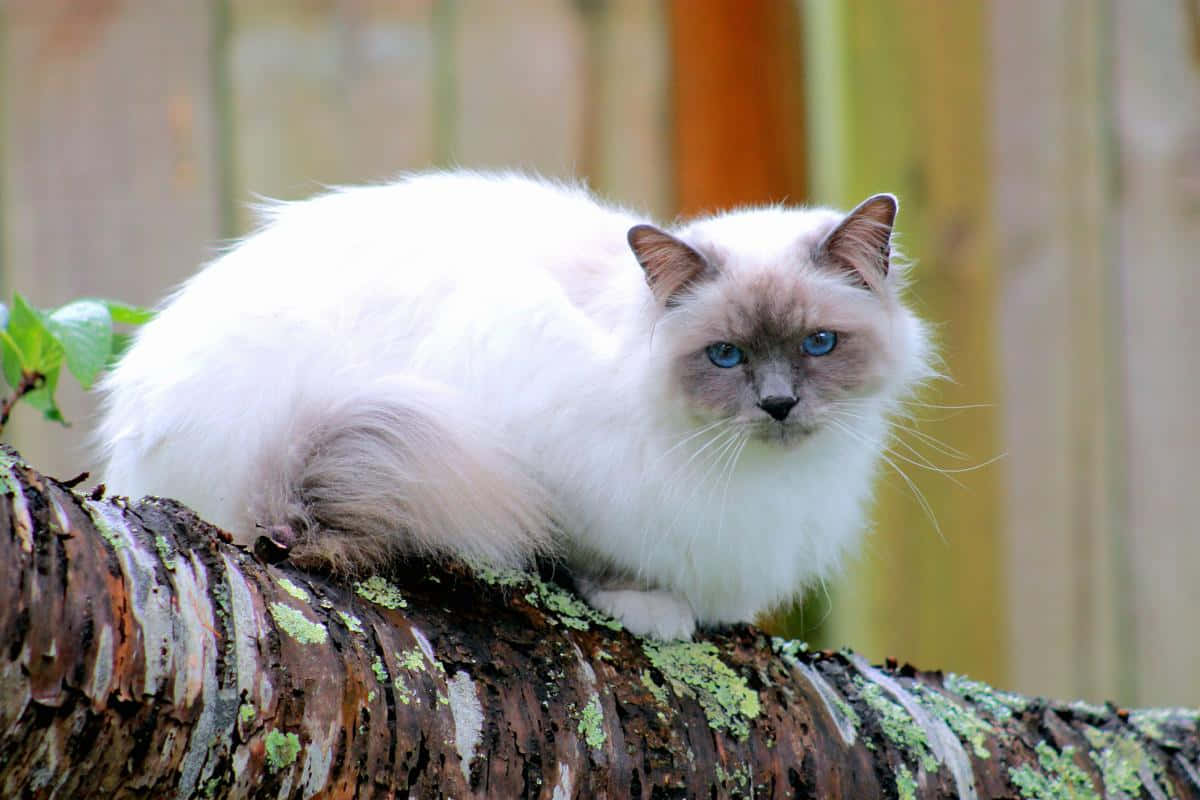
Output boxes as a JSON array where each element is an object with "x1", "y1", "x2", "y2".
[
  {"x1": 816, "y1": 193, "x2": 898, "y2": 291},
  {"x1": 627, "y1": 225, "x2": 713, "y2": 307}
]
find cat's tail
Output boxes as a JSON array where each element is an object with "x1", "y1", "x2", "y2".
[{"x1": 251, "y1": 375, "x2": 557, "y2": 573}]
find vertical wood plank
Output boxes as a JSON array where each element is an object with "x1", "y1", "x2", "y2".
[
  {"x1": 450, "y1": 0, "x2": 586, "y2": 176},
  {"x1": 668, "y1": 0, "x2": 807, "y2": 216},
  {"x1": 806, "y1": 0, "x2": 1005, "y2": 686},
  {"x1": 1114, "y1": 0, "x2": 1200, "y2": 706},
  {"x1": 577, "y1": 0, "x2": 671, "y2": 217},
  {"x1": 1, "y1": 0, "x2": 222, "y2": 479},
  {"x1": 990, "y1": 0, "x2": 1129, "y2": 704},
  {"x1": 226, "y1": 0, "x2": 437, "y2": 230}
]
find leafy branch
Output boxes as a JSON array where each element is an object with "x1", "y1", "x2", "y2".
[{"x1": 0, "y1": 294, "x2": 154, "y2": 436}]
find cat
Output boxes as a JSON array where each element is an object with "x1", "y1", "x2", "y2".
[{"x1": 97, "y1": 171, "x2": 935, "y2": 639}]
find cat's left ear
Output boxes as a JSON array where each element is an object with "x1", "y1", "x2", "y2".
[
  {"x1": 628, "y1": 225, "x2": 713, "y2": 307},
  {"x1": 816, "y1": 193, "x2": 898, "y2": 290}
]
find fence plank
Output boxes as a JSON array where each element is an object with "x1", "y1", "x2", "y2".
[
  {"x1": 804, "y1": 0, "x2": 1005, "y2": 687},
  {"x1": 0, "y1": 0, "x2": 223, "y2": 480},
  {"x1": 450, "y1": 0, "x2": 585, "y2": 177},
  {"x1": 226, "y1": 0, "x2": 437, "y2": 230},
  {"x1": 578, "y1": 0, "x2": 671, "y2": 217},
  {"x1": 1114, "y1": 0, "x2": 1200, "y2": 706},
  {"x1": 989, "y1": 0, "x2": 1129, "y2": 705},
  {"x1": 669, "y1": 0, "x2": 807, "y2": 217}
]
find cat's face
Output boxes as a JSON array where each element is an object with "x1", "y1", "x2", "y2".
[{"x1": 630, "y1": 196, "x2": 929, "y2": 444}]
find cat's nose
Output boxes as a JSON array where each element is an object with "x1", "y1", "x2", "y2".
[{"x1": 758, "y1": 396, "x2": 798, "y2": 421}]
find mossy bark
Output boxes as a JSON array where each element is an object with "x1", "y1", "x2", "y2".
[{"x1": 1, "y1": 450, "x2": 1197, "y2": 799}]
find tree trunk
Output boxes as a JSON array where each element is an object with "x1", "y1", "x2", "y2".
[{"x1": 1, "y1": 450, "x2": 1197, "y2": 799}]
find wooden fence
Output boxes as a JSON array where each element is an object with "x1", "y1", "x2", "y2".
[{"x1": 2, "y1": 0, "x2": 1197, "y2": 709}]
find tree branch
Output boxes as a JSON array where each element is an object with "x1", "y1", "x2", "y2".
[
  {"x1": 0, "y1": 448, "x2": 1197, "y2": 799},
  {"x1": 0, "y1": 370, "x2": 44, "y2": 433}
]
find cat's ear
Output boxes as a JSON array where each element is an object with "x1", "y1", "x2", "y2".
[
  {"x1": 628, "y1": 225, "x2": 713, "y2": 307},
  {"x1": 816, "y1": 193, "x2": 898, "y2": 290}
]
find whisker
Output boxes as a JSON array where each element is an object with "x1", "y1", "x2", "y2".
[
  {"x1": 833, "y1": 396, "x2": 997, "y2": 424},
  {"x1": 669, "y1": 423, "x2": 739, "y2": 482},
  {"x1": 656, "y1": 416, "x2": 734, "y2": 463},
  {"x1": 647, "y1": 424, "x2": 744, "y2": 574},
  {"x1": 830, "y1": 410, "x2": 1005, "y2": 480},
  {"x1": 638, "y1": 420, "x2": 738, "y2": 572},
  {"x1": 667, "y1": 426, "x2": 748, "y2": 584},
  {"x1": 826, "y1": 418, "x2": 943, "y2": 542},
  {"x1": 898, "y1": 399, "x2": 997, "y2": 411},
  {"x1": 715, "y1": 430, "x2": 751, "y2": 553},
  {"x1": 828, "y1": 403, "x2": 973, "y2": 461}
]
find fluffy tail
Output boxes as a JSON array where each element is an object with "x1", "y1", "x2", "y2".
[{"x1": 251, "y1": 376, "x2": 556, "y2": 573}]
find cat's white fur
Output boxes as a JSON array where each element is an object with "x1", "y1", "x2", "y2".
[{"x1": 98, "y1": 171, "x2": 933, "y2": 639}]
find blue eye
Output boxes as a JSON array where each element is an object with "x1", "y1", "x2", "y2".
[
  {"x1": 802, "y1": 330, "x2": 837, "y2": 356},
  {"x1": 706, "y1": 342, "x2": 745, "y2": 368}
]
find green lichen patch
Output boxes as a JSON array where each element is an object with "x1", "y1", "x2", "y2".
[
  {"x1": 268, "y1": 602, "x2": 328, "y2": 645},
  {"x1": 535, "y1": 580, "x2": 622, "y2": 631},
  {"x1": 264, "y1": 729, "x2": 302, "y2": 772},
  {"x1": 394, "y1": 676, "x2": 416, "y2": 705},
  {"x1": 832, "y1": 694, "x2": 861, "y2": 731},
  {"x1": 1084, "y1": 727, "x2": 1168, "y2": 798},
  {"x1": 336, "y1": 611, "x2": 365, "y2": 635},
  {"x1": 641, "y1": 670, "x2": 671, "y2": 707},
  {"x1": 895, "y1": 763, "x2": 917, "y2": 800},
  {"x1": 239, "y1": 703, "x2": 256, "y2": 724},
  {"x1": 473, "y1": 564, "x2": 531, "y2": 588},
  {"x1": 944, "y1": 673, "x2": 1028, "y2": 721},
  {"x1": 912, "y1": 684, "x2": 993, "y2": 759},
  {"x1": 715, "y1": 762, "x2": 753, "y2": 794},
  {"x1": 854, "y1": 679, "x2": 938, "y2": 773},
  {"x1": 644, "y1": 641, "x2": 761, "y2": 741},
  {"x1": 354, "y1": 576, "x2": 407, "y2": 609},
  {"x1": 399, "y1": 646, "x2": 434, "y2": 673},
  {"x1": 1008, "y1": 742, "x2": 1099, "y2": 800},
  {"x1": 1129, "y1": 707, "x2": 1200, "y2": 748},
  {"x1": 276, "y1": 577, "x2": 310, "y2": 602},
  {"x1": 84, "y1": 503, "x2": 125, "y2": 551},
  {"x1": 154, "y1": 534, "x2": 176, "y2": 570},
  {"x1": 577, "y1": 694, "x2": 606, "y2": 751},
  {"x1": 371, "y1": 655, "x2": 390, "y2": 684},
  {"x1": 477, "y1": 566, "x2": 622, "y2": 632},
  {"x1": 771, "y1": 636, "x2": 809, "y2": 662}
]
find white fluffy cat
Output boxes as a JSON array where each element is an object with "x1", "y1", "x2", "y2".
[{"x1": 98, "y1": 171, "x2": 934, "y2": 639}]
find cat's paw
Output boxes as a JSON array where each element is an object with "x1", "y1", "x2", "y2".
[{"x1": 582, "y1": 587, "x2": 697, "y2": 639}]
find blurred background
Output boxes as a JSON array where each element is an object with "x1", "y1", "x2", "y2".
[{"x1": 2, "y1": 0, "x2": 1197, "y2": 708}]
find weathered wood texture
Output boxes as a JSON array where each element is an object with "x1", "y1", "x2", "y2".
[
  {"x1": 802, "y1": 0, "x2": 1005, "y2": 688},
  {"x1": 990, "y1": 0, "x2": 1200, "y2": 706},
  {"x1": 2, "y1": 451, "x2": 1200, "y2": 800}
]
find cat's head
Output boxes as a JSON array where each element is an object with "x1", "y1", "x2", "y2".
[{"x1": 629, "y1": 194, "x2": 934, "y2": 443}]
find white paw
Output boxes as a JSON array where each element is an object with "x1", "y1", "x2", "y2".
[{"x1": 582, "y1": 587, "x2": 697, "y2": 639}]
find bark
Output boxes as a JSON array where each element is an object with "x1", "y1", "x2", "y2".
[{"x1": 1, "y1": 449, "x2": 1198, "y2": 800}]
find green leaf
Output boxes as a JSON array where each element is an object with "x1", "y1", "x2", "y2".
[
  {"x1": 98, "y1": 299, "x2": 156, "y2": 325},
  {"x1": 108, "y1": 331, "x2": 134, "y2": 366},
  {"x1": 45, "y1": 299, "x2": 113, "y2": 389},
  {"x1": 3, "y1": 294, "x2": 64, "y2": 387},
  {"x1": 19, "y1": 365, "x2": 65, "y2": 424}
]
